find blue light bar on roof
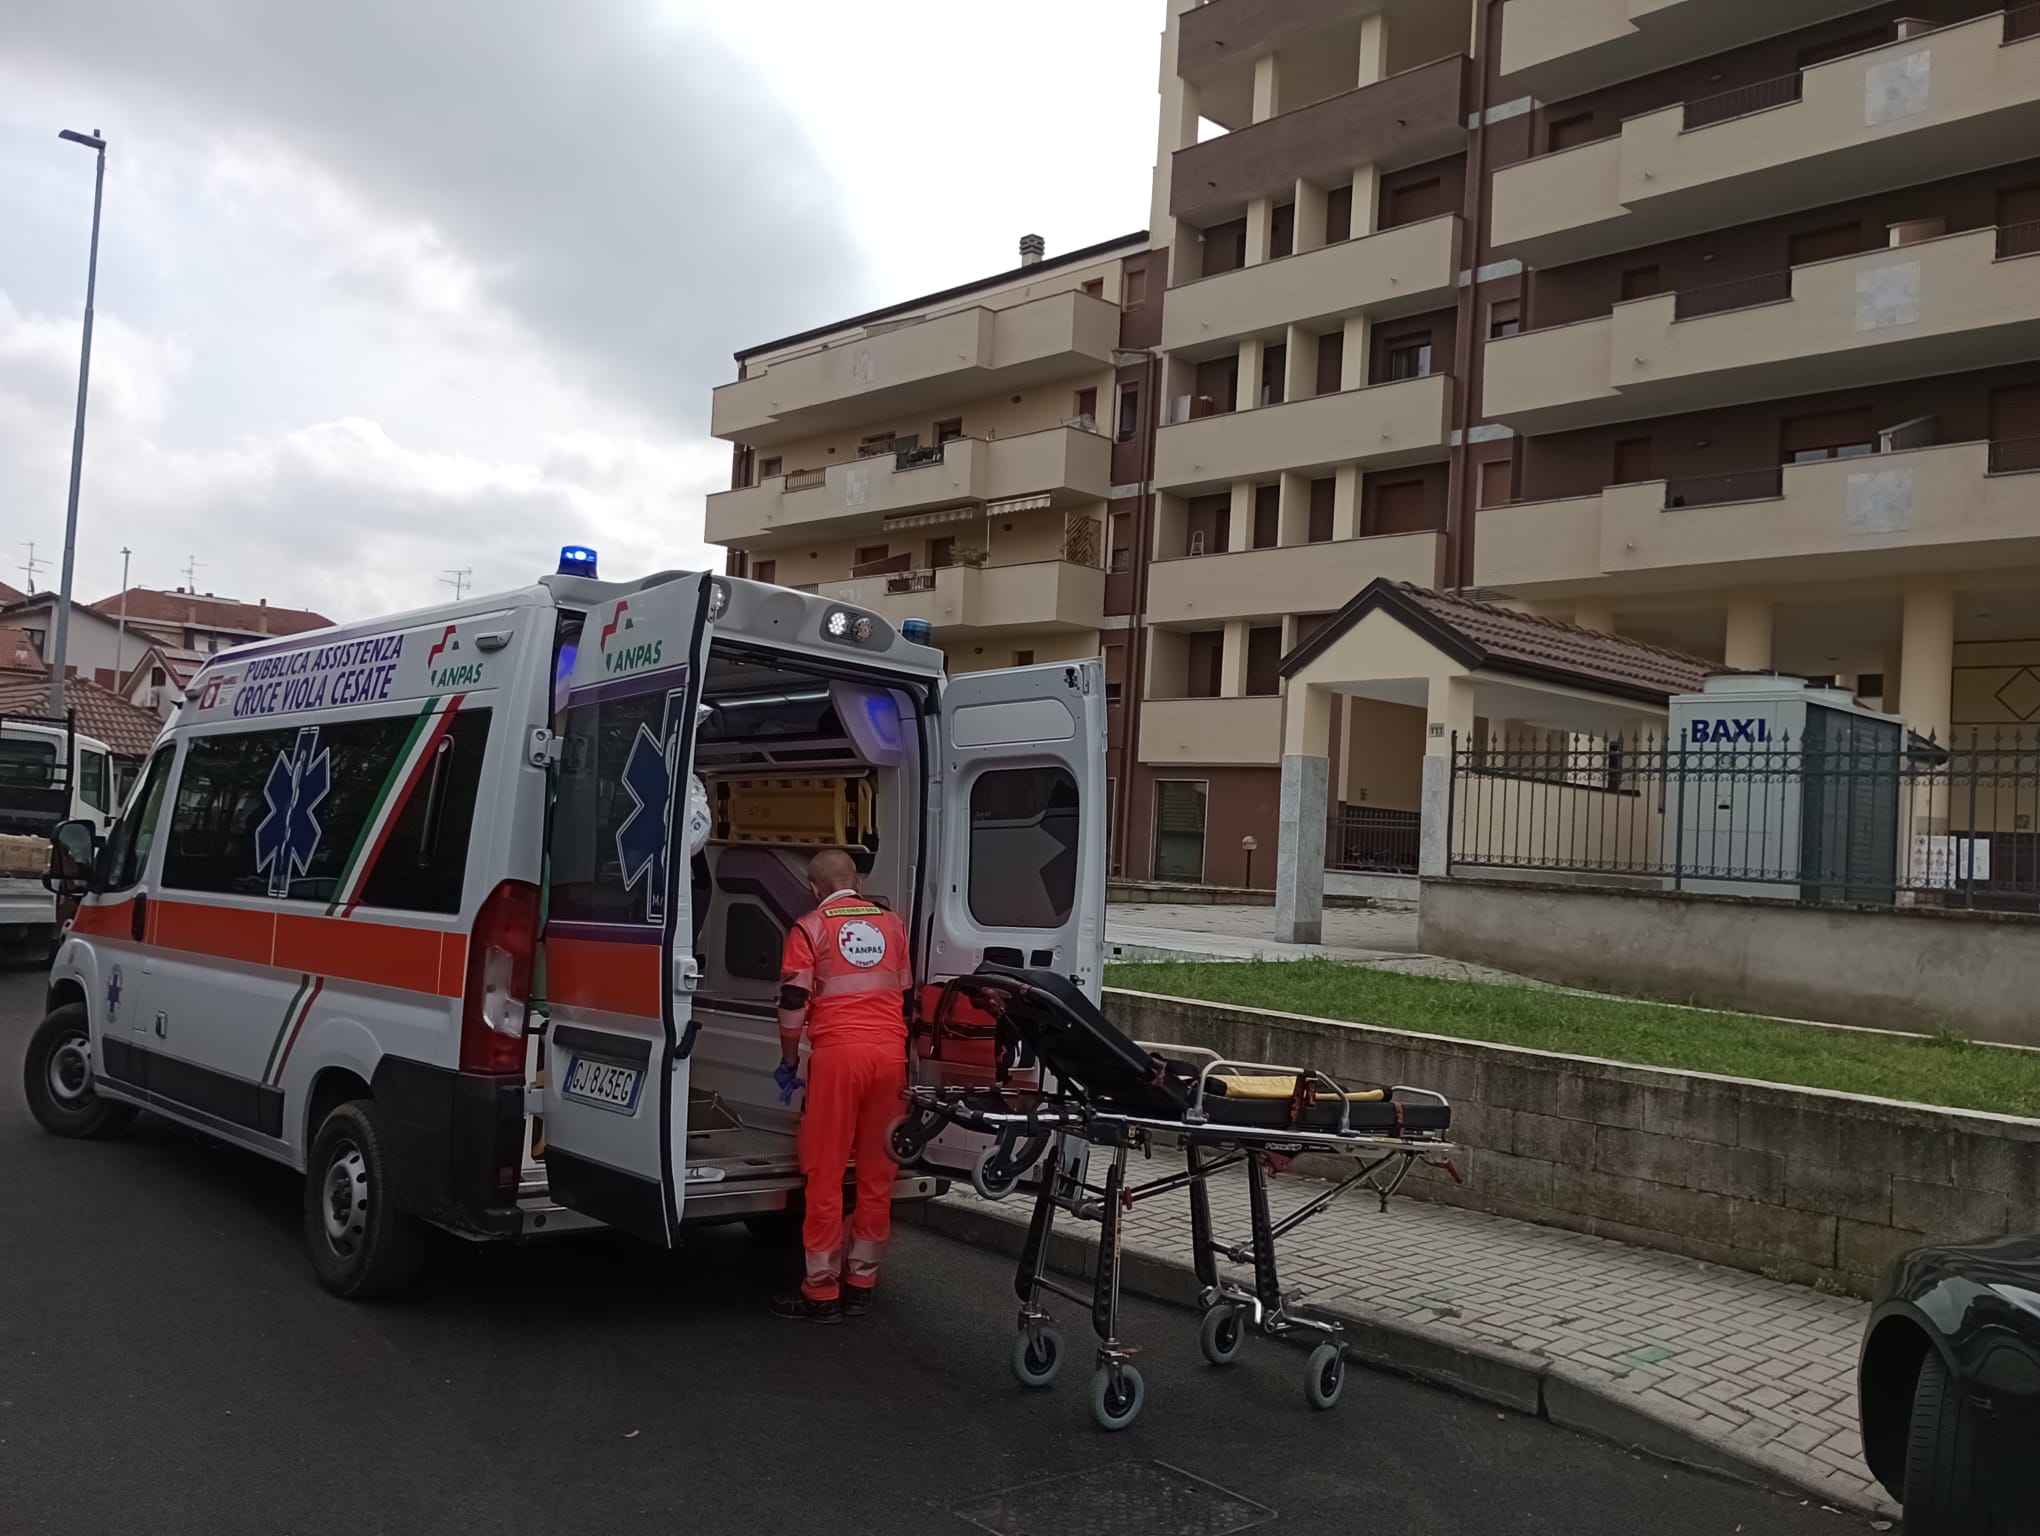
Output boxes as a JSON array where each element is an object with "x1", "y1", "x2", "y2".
[{"x1": 557, "y1": 544, "x2": 599, "y2": 578}]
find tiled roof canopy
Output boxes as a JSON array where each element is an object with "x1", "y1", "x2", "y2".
[
  {"x1": 90, "y1": 588, "x2": 330, "y2": 637},
  {"x1": 0, "y1": 670, "x2": 166, "y2": 757}
]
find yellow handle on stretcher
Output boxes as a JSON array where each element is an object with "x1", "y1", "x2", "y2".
[{"x1": 1210, "y1": 1072, "x2": 1386, "y2": 1102}]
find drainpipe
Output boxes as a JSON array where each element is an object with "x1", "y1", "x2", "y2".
[
  {"x1": 1444, "y1": 1, "x2": 1505, "y2": 592},
  {"x1": 1113, "y1": 345, "x2": 1162, "y2": 879}
]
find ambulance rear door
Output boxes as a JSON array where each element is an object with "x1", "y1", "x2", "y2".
[{"x1": 537, "y1": 573, "x2": 716, "y2": 1247}]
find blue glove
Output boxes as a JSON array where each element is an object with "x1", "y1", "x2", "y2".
[{"x1": 773, "y1": 1060, "x2": 804, "y2": 1106}]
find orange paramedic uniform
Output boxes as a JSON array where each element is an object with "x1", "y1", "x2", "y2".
[{"x1": 780, "y1": 890, "x2": 912, "y2": 1301}]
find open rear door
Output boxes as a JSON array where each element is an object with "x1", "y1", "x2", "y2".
[
  {"x1": 538, "y1": 573, "x2": 715, "y2": 1246},
  {"x1": 916, "y1": 659, "x2": 1108, "y2": 1175}
]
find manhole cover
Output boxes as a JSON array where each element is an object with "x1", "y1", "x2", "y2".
[{"x1": 955, "y1": 1461, "x2": 1273, "y2": 1536}]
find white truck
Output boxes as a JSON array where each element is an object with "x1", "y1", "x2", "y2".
[{"x1": 1, "y1": 714, "x2": 119, "y2": 960}]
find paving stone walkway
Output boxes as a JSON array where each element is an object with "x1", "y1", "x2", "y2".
[
  {"x1": 1104, "y1": 903, "x2": 1545, "y2": 985},
  {"x1": 940, "y1": 1158, "x2": 1887, "y2": 1517}
]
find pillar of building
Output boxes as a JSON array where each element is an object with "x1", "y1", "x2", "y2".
[
  {"x1": 1245, "y1": 195, "x2": 1274, "y2": 267},
  {"x1": 1357, "y1": 13, "x2": 1389, "y2": 86},
  {"x1": 1219, "y1": 619, "x2": 1251, "y2": 697},
  {"x1": 1237, "y1": 335, "x2": 1266, "y2": 408},
  {"x1": 1277, "y1": 469, "x2": 1312, "y2": 545},
  {"x1": 1723, "y1": 594, "x2": 1774, "y2": 672},
  {"x1": 1277, "y1": 682, "x2": 1335, "y2": 943},
  {"x1": 1284, "y1": 323, "x2": 1316, "y2": 403},
  {"x1": 1252, "y1": 53, "x2": 1281, "y2": 122},
  {"x1": 1340, "y1": 313, "x2": 1371, "y2": 391},
  {"x1": 1419, "y1": 676, "x2": 1474, "y2": 879},
  {"x1": 1350, "y1": 163, "x2": 1381, "y2": 239},
  {"x1": 1898, "y1": 578, "x2": 1956, "y2": 746},
  {"x1": 1332, "y1": 464, "x2": 1362, "y2": 539},
  {"x1": 1227, "y1": 480, "x2": 1254, "y2": 552},
  {"x1": 1293, "y1": 178, "x2": 1328, "y2": 254}
]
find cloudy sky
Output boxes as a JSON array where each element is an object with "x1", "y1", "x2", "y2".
[{"x1": 0, "y1": 1, "x2": 1159, "y2": 621}]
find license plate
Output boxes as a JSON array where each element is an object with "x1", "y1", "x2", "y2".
[{"x1": 563, "y1": 1055, "x2": 642, "y2": 1112}]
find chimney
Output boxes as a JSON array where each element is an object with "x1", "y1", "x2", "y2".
[{"x1": 1019, "y1": 233, "x2": 1045, "y2": 267}]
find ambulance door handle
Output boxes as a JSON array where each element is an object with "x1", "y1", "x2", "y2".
[
  {"x1": 153, "y1": 1011, "x2": 166, "y2": 1039},
  {"x1": 672, "y1": 955, "x2": 700, "y2": 993},
  {"x1": 130, "y1": 892, "x2": 148, "y2": 943}
]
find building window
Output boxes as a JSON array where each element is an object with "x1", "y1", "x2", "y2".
[
  {"x1": 1384, "y1": 177, "x2": 1444, "y2": 228},
  {"x1": 968, "y1": 767, "x2": 1079, "y2": 926},
  {"x1": 1315, "y1": 330, "x2": 1345, "y2": 397},
  {"x1": 1117, "y1": 385, "x2": 1141, "y2": 443},
  {"x1": 927, "y1": 537, "x2": 955, "y2": 569},
  {"x1": 753, "y1": 559, "x2": 777, "y2": 585},
  {"x1": 1186, "y1": 493, "x2": 1231, "y2": 558},
  {"x1": 1308, "y1": 478, "x2": 1336, "y2": 543},
  {"x1": 1152, "y1": 780, "x2": 1208, "y2": 884},
  {"x1": 1245, "y1": 626, "x2": 1282, "y2": 697},
  {"x1": 1124, "y1": 267, "x2": 1147, "y2": 309},
  {"x1": 1260, "y1": 343, "x2": 1286, "y2": 407},
  {"x1": 1200, "y1": 218, "x2": 1248, "y2": 278},
  {"x1": 1612, "y1": 437, "x2": 1654, "y2": 485},
  {"x1": 1381, "y1": 334, "x2": 1433, "y2": 382},
  {"x1": 1270, "y1": 201, "x2": 1295, "y2": 259},
  {"x1": 859, "y1": 431, "x2": 908, "y2": 458},
  {"x1": 1252, "y1": 485, "x2": 1279, "y2": 550},
  {"x1": 1369, "y1": 477, "x2": 1432, "y2": 535},
  {"x1": 1488, "y1": 298, "x2": 1521, "y2": 339},
  {"x1": 1012, "y1": 649, "x2": 1035, "y2": 667},
  {"x1": 1324, "y1": 186, "x2": 1352, "y2": 245},
  {"x1": 1110, "y1": 511, "x2": 1133, "y2": 572},
  {"x1": 935, "y1": 417, "x2": 965, "y2": 444},
  {"x1": 855, "y1": 544, "x2": 889, "y2": 567},
  {"x1": 1187, "y1": 631, "x2": 1225, "y2": 698},
  {"x1": 1546, "y1": 111, "x2": 1597, "y2": 153},
  {"x1": 1082, "y1": 278, "x2": 1104, "y2": 298},
  {"x1": 1477, "y1": 458, "x2": 1513, "y2": 508},
  {"x1": 1073, "y1": 387, "x2": 1098, "y2": 427},
  {"x1": 150, "y1": 665, "x2": 168, "y2": 687},
  {"x1": 758, "y1": 455, "x2": 782, "y2": 482},
  {"x1": 1782, "y1": 407, "x2": 1877, "y2": 463},
  {"x1": 1619, "y1": 265, "x2": 1662, "y2": 302},
  {"x1": 1106, "y1": 680, "x2": 1123, "y2": 705}
]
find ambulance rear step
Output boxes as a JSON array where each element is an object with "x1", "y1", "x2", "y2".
[{"x1": 514, "y1": 1172, "x2": 943, "y2": 1238}]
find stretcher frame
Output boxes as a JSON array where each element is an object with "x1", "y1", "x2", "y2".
[{"x1": 892, "y1": 976, "x2": 1456, "y2": 1431}]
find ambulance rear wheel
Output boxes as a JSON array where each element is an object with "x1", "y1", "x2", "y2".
[
  {"x1": 23, "y1": 1003, "x2": 136, "y2": 1140},
  {"x1": 304, "y1": 1099, "x2": 427, "y2": 1299}
]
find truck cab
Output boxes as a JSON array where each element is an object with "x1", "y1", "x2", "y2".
[{"x1": 2, "y1": 714, "x2": 120, "y2": 957}]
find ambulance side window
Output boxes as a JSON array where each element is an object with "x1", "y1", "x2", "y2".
[
  {"x1": 103, "y1": 745, "x2": 176, "y2": 893},
  {"x1": 160, "y1": 710, "x2": 491, "y2": 914},
  {"x1": 967, "y1": 766, "x2": 1079, "y2": 928},
  {"x1": 548, "y1": 687, "x2": 670, "y2": 926}
]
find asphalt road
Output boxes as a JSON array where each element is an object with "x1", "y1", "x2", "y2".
[{"x1": 0, "y1": 966, "x2": 1868, "y2": 1536}]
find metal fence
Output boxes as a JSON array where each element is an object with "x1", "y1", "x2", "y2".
[
  {"x1": 1673, "y1": 268, "x2": 1794, "y2": 320},
  {"x1": 1333, "y1": 806, "x2": 1421, "y2": 874},
  {"x1": 1451, "y1": 730, "x2": 2040, "y2": 910},
  {"x1": 1683, "y1": 71, "x2": 1803, "y2": 131},
  {"x1": 2010, "y1": 2, "x2": 2040, "y2": 45}
]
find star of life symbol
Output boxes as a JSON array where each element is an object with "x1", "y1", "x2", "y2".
[
  {"x1": 255, "y1": 725, "x2": 333, "y2": 899},
  {"x1": 106, "y1": 965, "x2": 123, "y2": 1024},
  {"x1": 614, "y1": 688, "x2": 687, "y2": 923}
]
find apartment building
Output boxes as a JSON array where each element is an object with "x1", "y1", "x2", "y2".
[{"x1": 708, "y1": 0, "x2": 2040, "y2": 905}]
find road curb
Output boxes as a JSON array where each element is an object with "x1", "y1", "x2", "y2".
[{"x1": 913, "y1": 1194, "x2": 1889, "y2": 1520}]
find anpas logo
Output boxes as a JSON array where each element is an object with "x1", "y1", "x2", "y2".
[
  {"x1": 598, "y1": 600, "x2": 663, "y2": 674},
  {"x1": 836, "y1": 919, "x2": 889, "y2": 969},
  {"x1": 426, "y1": 625, "x2": 456, "y2": 668},
  {"x1": 599, "y1": 601, "x2": 630, "y2": 652},
  {"x1": 426, "y1": 624, "x2": 482, "y2": 687},
  {"x1": 1691, "y1": 717, "x2": 1772, "y2": 744}
]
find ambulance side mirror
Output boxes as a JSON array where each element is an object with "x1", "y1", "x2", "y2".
[{"x1": 43, "y1": 819, "x2": 100, "y2": 899}]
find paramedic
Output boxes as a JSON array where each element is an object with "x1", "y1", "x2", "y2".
[{"x1": 770, "y1": 848, "x2": 912, "y2": 1323}]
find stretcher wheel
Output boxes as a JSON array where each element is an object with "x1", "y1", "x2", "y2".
[
  {"x1": 1089, "y1": 1362, "x2": 1146, "y2": 1432},
  {"x1": 1011, "y1": 1325, "x2": 1064, "y2": 1389},
  {"x1": 1305, "y1": 1343, "x2": 1346, "y2": 1410},
  {"x1": 1198, "y1": 1303, "x2": 1247, "y2": 1366},
  {"x1": 888, "y1": 1111, "x2": 938, "y2": 1163},
  {"x1": 972, "y1": 1145, "x2": 1022, "y2": 1201}
]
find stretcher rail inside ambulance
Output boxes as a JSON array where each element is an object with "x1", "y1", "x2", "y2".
[{"x1": 887, "y1": 965, "x2": 1456, "y2": 1431}]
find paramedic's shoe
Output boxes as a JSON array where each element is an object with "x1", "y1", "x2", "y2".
[
  {"x1": 840, "y1": 1283, "x2": 875, "y2": 1318},
  {"x1": 770, "y1": 1289, "x2": 842, "y2": 1324}
]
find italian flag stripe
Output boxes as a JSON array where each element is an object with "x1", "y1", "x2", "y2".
[
  {"x1": 323, "y1": 695, "x2": 444, "y2": 916},
  {"x1": 269, "y1": 977, "x2": 326, "y2": 1087},
  {"x1": 263, "y1": 974, "x2": 312, "y2": 1085},
  {"x1": 337, "y1": 692, "x2": 469, "y2": 918}
]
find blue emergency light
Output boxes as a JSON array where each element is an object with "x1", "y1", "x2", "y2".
[
  {"x1": 900, "y1": 618, "x2": 933, "y2": 645},
  {"x1": 557, "y1": 544, "x2": 599, "y2": 578}
]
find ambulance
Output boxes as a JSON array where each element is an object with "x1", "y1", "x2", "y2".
[{"x1": 25, "y1": 553, "x2": 1105, "y2": 1296}]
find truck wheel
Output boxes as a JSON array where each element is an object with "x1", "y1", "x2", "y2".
[
  {"x1": 303, "y1": 1099, "x2": 427, "y2": 1299},
  {"x1": 1903, "y1": 1350, "x2": 1989, "y2": 1536},
  {"x1": 22, "y1": 1002, "x2": 136, "y2": 1139}
]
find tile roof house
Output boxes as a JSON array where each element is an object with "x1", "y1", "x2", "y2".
[
  {"x1": 89, "y1": 587, "x2": 330, "y2": 651},
  {"x1": 0, "y1": 668, "x2": 166, "y2": 760}
]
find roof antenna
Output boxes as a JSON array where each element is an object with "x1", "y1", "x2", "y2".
[
  {"x1": 181, "y1": 553, "x2": 205, "y2": 594},
  {"x1": 18, "y1": 542, "x2": 48, "y2": 594}
]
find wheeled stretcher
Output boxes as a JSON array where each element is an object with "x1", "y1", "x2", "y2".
[{"x1": 890, "y1": 966, "x2": 1456, "y2": 1431}]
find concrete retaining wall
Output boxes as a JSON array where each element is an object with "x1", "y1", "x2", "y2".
[
  {"x1": 1420, "y1": 876, "x2": 2040, "y2": 1048},
  {"x1": 1108, "y1": 989, "x2": 2040, "y2": 1292}
]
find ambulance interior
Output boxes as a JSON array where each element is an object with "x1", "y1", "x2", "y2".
[{"x1": 677, "y1": 648, "x2": 928, "y2": 1186}]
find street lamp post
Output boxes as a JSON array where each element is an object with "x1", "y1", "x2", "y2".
[{"x1": 48, "y1": 128, "x2": 107, "y2": 724}]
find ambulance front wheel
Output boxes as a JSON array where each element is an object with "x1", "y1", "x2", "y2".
[
  {"x1": 304, "y1": 1099, "x2": 428, "y2": 1299},
  {"x1": 23, "y1": 1002, "x2": 137, "y2": 1140}
]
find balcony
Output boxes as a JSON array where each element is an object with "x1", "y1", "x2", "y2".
[
  {"x1": 1474, "y1": 439, "x2": 2040, "y2": 596},
  {"x1": 1491, "y1": 10, "x2": 2040, "y2": 267},
  {"x1": 1153, "y1": 371, "x2": 1451, "y2": 493},
  {"x1": 1178, "y1": 0, "x2": 1371, "y2": 83},
  {"x1": 1498, "y1": 0, "x2": 1873, "y2": 101},
  {"x1": 1162, "y1": 216, "x2": 1459, "y2": 356},
  {"x1": 1170, "y1": 54, "x2": 1470, "y2": 225},
  {"x1": 1483, "y1": 226, "x2": 2040, "y2": 431},
  {"x1": 815, "y1": 559, "x2": 1105, "y2": 638},
  {"x1": 705, "y1": 426, "x2": 1112, "y2": 550},
  {"x1": 1147, "y1": 532, "x2": 1440, "y2": 624},
  {"x1": 1138, "y1": 695, "x2": 1284, "y2": 768},
  {"x1": 711, "y1": 290, "x2": 1120, "y2": 446}
]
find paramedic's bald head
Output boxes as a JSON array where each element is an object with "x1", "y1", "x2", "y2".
[{"x1": 807, "y1": 848, "x2": 860, "y2": 898}]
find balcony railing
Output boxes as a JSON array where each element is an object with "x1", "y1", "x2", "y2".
[
  {"x1": 1672, "y1": 269, "x2": 1794, "y2": 320},
  {"x1": 1681, "y1": 71, "x2": 1803, "y2": 131},
  {"x1": 784, "y1": 467, "x2": 827, "y2": 491},
  {"x1": 1999, "y1": 219, "x2": 2040, "y2": 259},
  {"x1": 1990, "y1": 435, "x2": 2040, "y2": 473},
  {"x1": 2010, "y1": 2, "x2": 2040, "y2": 44},
  {"x1": 895, "y1": 442, "x2": 947, "y2": 471},
  {"x1": 1662, "y1": 467, "x2": 1786, "y2": 509}
]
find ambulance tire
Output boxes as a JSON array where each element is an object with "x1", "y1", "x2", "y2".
[
  {"x1": 23, "y1": 1003, "x2": 138, "y2": 1140},
  {"x1": 304, "y1": 1099, "x2": 428, "y2": 1299}
]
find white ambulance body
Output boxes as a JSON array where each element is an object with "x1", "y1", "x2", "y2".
[{"x1": 28, "y1": 561, "x2": 1105, "y2": 1295}]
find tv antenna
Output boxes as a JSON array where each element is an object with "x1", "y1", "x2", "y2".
[
  {"x1": 18, "y1": 542, "x2": 48, "y2": 593},
  {"x1": 441, "y1": 567, "x2": 473, "y2": 602}
]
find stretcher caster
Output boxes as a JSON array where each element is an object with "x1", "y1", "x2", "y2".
[
  {"x1": 971, "y1": 1130, "x2": 1048, "y2": 1201},
  {"x1": 888, "y1": 1109, "x2": 940, "y2": 1164},
  {"x1": 1198, "y1": 1303, "x2": 1247, "y2": 1366},
  {"x1": 1089, "y1": 1362, "x2": 1146, "y2": 1432},
  {"x1": 1305, "y1": 1343, "x2": 1346, "y2": 1410},
  {"x1": 1011, "y1": 1324, "x2": 1064, "y2": 1389}
]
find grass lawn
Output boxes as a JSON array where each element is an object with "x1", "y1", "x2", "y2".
[{"x1": 1104, "y1": 959, "x2": 2040, "y2": 1119}]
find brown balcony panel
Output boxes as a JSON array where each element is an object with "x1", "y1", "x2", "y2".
[
  {"x1": 1170, "y1": 54, "x2": 1470, "y2": 224},
  {"x1": 1498, "y1": 0, "x2": 1872, "y2": 101},
  {"x1": 1177, "y1": 0, "x2": 1363, "y2": 81}
]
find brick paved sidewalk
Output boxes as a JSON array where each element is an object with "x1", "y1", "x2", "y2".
[{"x1": 934, "y1": 1161, "x2": 1890, "y2": 1518}]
